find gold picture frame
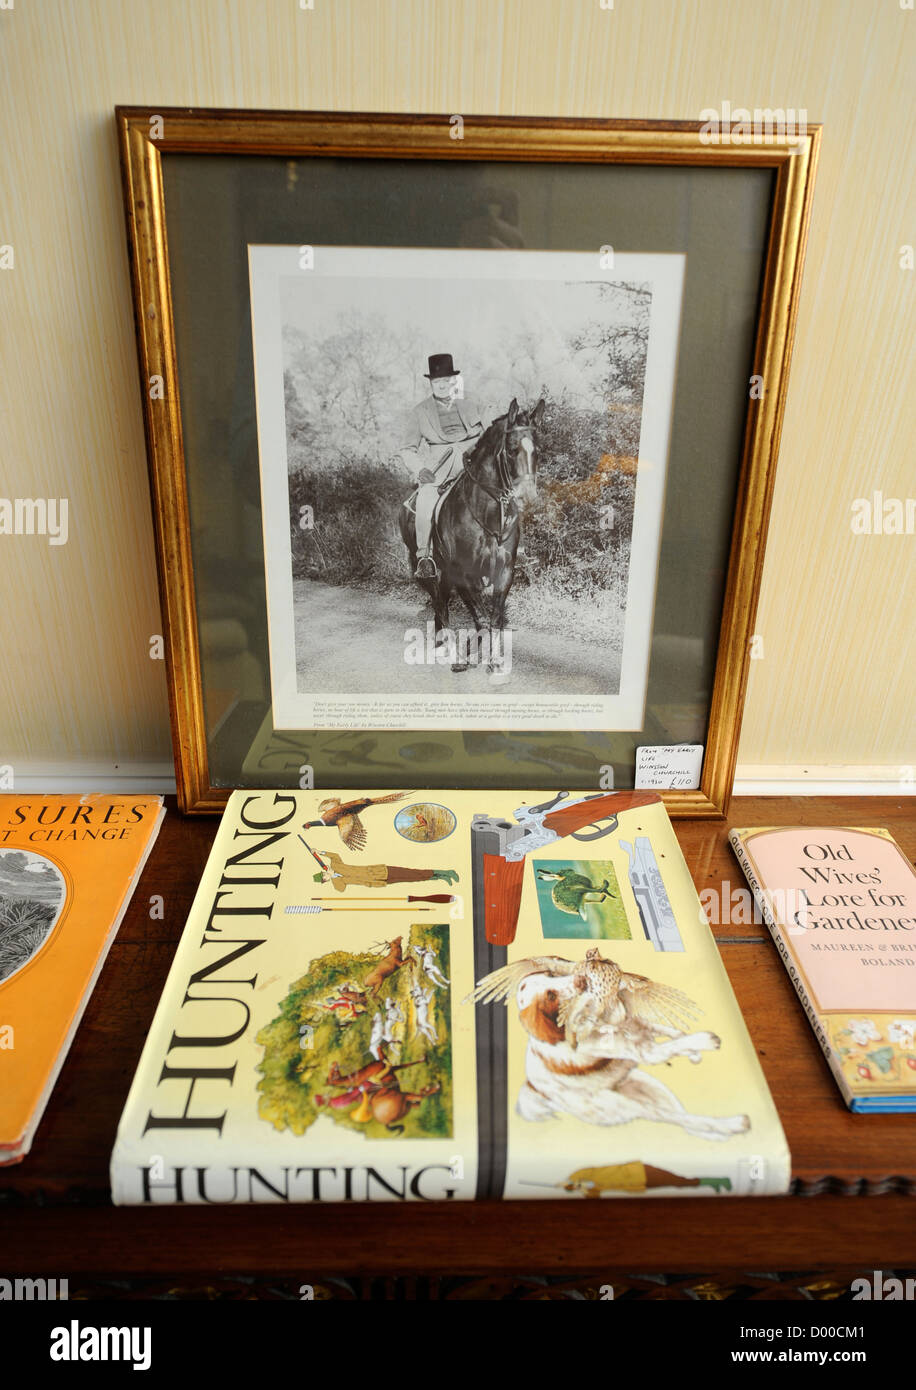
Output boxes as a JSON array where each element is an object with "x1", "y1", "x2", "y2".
[{"x1": 116, "y1": 108, "x2": 819, "y2": 815}]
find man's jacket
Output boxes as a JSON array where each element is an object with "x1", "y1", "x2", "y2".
[
  {"x1": 322, "y1": 851, "x2": 390, "y2": 891},
  {"x1": 395, "y1": 394, "x2": 486, "y2": 481}
]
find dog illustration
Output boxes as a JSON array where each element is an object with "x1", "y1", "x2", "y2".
[{"x1": 467, "y1": 953, "x2": 749, "y2": 1141}]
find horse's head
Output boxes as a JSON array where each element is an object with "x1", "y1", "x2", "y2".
[{"x1": 501, "y1": 397, "x2": 545, "y2": 506}]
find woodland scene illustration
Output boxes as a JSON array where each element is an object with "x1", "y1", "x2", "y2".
[
  {"x1": 0, "y1": 849, "x2": 65, "y2": 985},
  {"x1": 257, "y1": 923, "x2": 453, "y2": 1140},
  {"x1": 394, "y1": 802, "x2": 457, "y2": 844}
]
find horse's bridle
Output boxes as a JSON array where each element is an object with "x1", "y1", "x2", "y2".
[{"x1": 462, "y1": 422, "x2": 536, "y2": 541}]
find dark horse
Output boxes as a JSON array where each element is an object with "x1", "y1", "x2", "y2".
[{"x1": 398, "y1": 398, "x2": 545, "y2": 674}]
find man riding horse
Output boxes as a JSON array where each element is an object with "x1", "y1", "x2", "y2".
[
  {"x1": 395, "y1": 354, "x2": 545, "y2": 675},
  {"x1": 392, "y1": 353, "x2": 535, "y2": 581}
]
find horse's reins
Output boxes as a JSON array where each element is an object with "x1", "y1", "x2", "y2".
[{"x1": 461, "y1": 423, "x2": 536, "y2": 542}]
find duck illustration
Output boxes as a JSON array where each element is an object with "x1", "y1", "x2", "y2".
[
  {"x1": 303, "y1": 792, "x2": 414, "y2": 852},
  {"x1": 536, "y1": 867, "x2": 615, "y2": 921}
]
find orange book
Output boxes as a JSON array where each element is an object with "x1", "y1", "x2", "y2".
[{"x1": 0, "y1": 794, "x2": 164, "y2": 1162}]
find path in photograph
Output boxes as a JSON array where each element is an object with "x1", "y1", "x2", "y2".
[{"x1": 293, "y1": 578, "x2": 620, "y2": 695}]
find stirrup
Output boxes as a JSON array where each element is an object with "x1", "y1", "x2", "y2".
[{"x1": 415, "y1": 555, "x2": 439, "y2": 580}]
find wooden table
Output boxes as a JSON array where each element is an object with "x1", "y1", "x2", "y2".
[{"x1": 2, "y1": 796, "x2": 915, "y2": 1284}]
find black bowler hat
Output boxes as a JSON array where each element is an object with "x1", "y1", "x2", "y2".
[{"x1": 425, "y1": 353, "x2": 460, "y2": 379}]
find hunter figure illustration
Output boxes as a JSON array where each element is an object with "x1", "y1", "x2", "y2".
[
  {"x1": 312, "y1": 850, "x2": 459, "y2": 892},
  {"x1": 393, "y1": 352, "x2": 535, "y2": 582},
  {"x1": 521, "y1": 1162, "x2": 732, "y2": 1196}
]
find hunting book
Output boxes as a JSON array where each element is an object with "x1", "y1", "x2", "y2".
[
  {"x1": 111, "y1": 789, "x2": 790, "y2": 1203},
  {"x1": 730, "y1": 825, "x2": 916, "y2": 1113},
  {"x1": 0, "y1": 794, "x2": 165, "y2": 1162}
]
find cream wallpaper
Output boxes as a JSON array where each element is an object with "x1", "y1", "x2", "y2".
[{"x1": 0, "y1": 0, "x2": 913, "y2": 781}]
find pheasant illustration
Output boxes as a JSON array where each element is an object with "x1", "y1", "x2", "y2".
[
  {"x1": 468, "y1": 947, "x2": 702, "y2": 1050},
  {"x1": 302, "y1": 792, "x2": 414, "y2": 852},
  {"x1": 557, "y1": 950, "x2": 627, "y2": 1046}
]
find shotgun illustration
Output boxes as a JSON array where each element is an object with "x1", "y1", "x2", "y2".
[
  {"x1": 298, "y1": 835, "x2": 329, "y2": 872},
  {"x1": 470, "y1": 790, "x2": 660, "y2": 946},
  {"x1": 619, "y1": 835, "x2": 684, "y2": 952}
]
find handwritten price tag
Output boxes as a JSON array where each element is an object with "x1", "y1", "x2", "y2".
[{"x1": 635, "y1": 743, "x2": 704, "y2": 790}]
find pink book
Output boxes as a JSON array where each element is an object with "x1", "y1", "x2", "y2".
[{"x1": 729, "y1": 825, "x2": 916, "y2": 1112}]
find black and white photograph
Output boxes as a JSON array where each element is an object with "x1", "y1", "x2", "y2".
[
  {"x1": 0, "y1": 849, "x2": 66, "y2": 986},
  {"x1": 249, "y1": 247, "x2": 684, "y2": 731}
]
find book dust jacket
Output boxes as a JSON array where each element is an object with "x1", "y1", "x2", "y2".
[
  {"x1": 730, "y1": 825, "x2": 916, "y2": 1112},
  {"x1": 111, "y1": 789, "x2": 790, "y2": 1202},
  {"x1": 0, "y1": 794, "x2": 164, "y2": 1161}
]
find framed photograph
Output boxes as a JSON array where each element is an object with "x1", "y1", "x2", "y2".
[{"x1": 116, "y1": 109, "x2": 819, "y2": 814}]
